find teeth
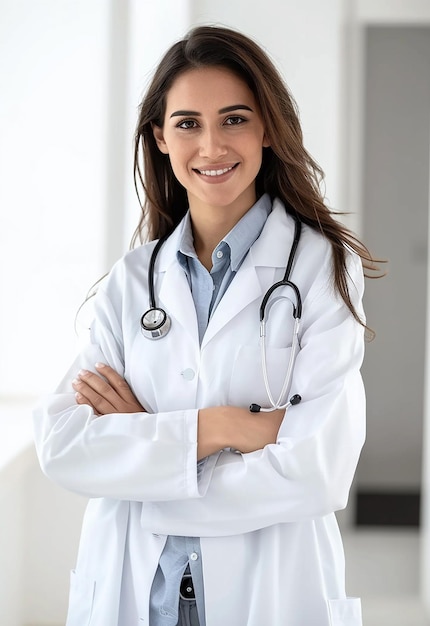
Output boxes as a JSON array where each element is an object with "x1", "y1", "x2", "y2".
[{"x1": 198, "y1": 166, "x2": 234, "y2": 176}]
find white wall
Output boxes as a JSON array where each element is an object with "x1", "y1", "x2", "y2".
[
  {"x1": 0, "y1": 443, "x2": 87, "y2": 626},
  {"x1": 22, "y1": 454, "x2": 87, "y2": 626},
  {"x1": 0, "y1": 460, "x2": 27, "y2": 626},
  {"x1": 0, "y1": 0, "x2": 113, "y2": 398}
]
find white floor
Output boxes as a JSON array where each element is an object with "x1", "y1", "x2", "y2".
[{"x1": 342, "y1": 528, "x2": 429, "y2": 626}]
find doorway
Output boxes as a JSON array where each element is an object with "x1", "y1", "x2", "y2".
[{"x1": 356, "y1": 26, "x2": 430, "y2": 526}]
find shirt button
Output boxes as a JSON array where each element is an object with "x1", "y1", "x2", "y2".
[
  {"x1": 190, "y1": 552, "x2": 199, "y2": 561},
  {"x1": 181, "y1": 368, "x2": 195, "y2": 381},
  {"x1": 216, "y1": 250, "x2": 223, "y2": 259}
]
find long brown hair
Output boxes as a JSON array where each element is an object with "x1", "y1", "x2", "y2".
[{"x1": 133, "y1": 25, "x2": 381, "y2": 331}]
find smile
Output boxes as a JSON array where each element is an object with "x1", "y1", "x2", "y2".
[{"x1": 195, "y1": 164, "x2": 238, "y2": 177}]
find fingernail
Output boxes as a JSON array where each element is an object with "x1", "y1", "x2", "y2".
[
  {"x1": 75, "y1": 392, "x2": 83, "y2": 401},
  {"x1": 72, "y1": 378, "x2": 81, "y2": 387},
  {"x1": 79, "y1": 369, "x2": 89, "y2": 377},
  {"x1": 95, "y1": 362, "x2": 106, "y2": 369}
]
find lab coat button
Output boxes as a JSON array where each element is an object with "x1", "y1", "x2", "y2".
[
  {"x1": 216, "y1": 250, "x2": 223, "y2": 259},
  {"x1": 190, "y1": 552, "x2": 199, "y2": 561},
  {"x1": 181, "y1": 368, "x2": 195, "y2": 381}
]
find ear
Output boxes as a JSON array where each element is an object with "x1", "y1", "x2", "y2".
[
  {"x1": 152, "y1": 124, "x2": 169, "y2": 154},
  {"x1": 262, "y1": 133, "x2": 271, "y2": 148}
]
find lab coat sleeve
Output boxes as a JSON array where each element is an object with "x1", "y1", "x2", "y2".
[
  {"x1": 141, "y1": 249, "x2": 367, "y2": 536},
  {"x1": 33, "y1": 278, "x2": 203, "y2": 502}
]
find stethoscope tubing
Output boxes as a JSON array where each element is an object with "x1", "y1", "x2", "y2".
[
  {"x1": 147, "y1": 233, "x2": 171, "y2": 309},
  {"x1": 260, "y1": 316, "x2": 300, "y2": 411}
]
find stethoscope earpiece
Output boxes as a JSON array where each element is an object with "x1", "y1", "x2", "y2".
[{"x1": 249, "y1": 394, "x2": 302, "y2": 413}]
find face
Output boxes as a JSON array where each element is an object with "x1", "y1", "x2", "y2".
[{"x1": 153, "y1": 66, "x2": 269, "y2": 221}]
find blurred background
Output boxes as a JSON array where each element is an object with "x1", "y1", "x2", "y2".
[{"x1": 1, "y1": 0, "x2": 430, "y2": 624}]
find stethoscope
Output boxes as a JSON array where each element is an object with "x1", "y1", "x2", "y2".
[{"x1": 141, "y1": 216, "x2": 303, "y2": 413}]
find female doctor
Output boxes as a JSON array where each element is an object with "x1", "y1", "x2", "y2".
[{"x1": 33, "y1": 25, "x2": 378, "y2": 626}]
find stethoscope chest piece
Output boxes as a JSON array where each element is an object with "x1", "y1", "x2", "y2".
[{"x1": 141, "y1": 307, "x2": 171, "y2": 340}]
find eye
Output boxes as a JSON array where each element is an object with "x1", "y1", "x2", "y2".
[
  {"x1": 225, "y1": 116, "x2": 246, "y2": 126},
  {"x1": 176, "y1": 119, "x2": 198, "y2": 130}
]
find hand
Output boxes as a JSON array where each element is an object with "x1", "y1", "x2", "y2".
[
  {"x1": 197, "y1": 406, "x2": 285, "y2": 459},
  {"x1": 231, "y1": 408, "x2": 286, "y2": 454},
  {"x1": 72, "y1": 363, "x2": 146, "y2": 415}
]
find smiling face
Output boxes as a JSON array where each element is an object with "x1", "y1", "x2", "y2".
[{"x1": 152, "y1": 66, "x2": 269, "y2": 226}]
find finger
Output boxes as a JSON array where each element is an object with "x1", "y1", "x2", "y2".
[
  {"x1": 73, "y1": 368, "x2": 145, "y2": 414},
  {"x1": 95, "y1": 364, "x2": 145, "y2": 411},
  {"x1": 72, "y1": 377, "x2": 117, "y2": 415},
  {"x1": 76, "y1": 369, "x2": 119, "y2": 401},
  {"x1": 95, "y1": 363, "x2": 137, "y2": 402},
  {"x1": 74, "y1": 390, "x2": 103, "y2": 416}
]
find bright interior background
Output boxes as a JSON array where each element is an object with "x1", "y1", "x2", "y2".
[{"x1": 1, "y1": 1, "x2": 430, "y2": 625}]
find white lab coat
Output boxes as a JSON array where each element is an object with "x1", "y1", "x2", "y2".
[{"x1": 33, "y1": 199, "x2": 365, "y2": 626}]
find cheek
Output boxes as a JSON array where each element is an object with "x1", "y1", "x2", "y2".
[
  {"x1": 168, "y1": 154, "x2": 189, "y2": 183},
  {"x1": 243, "y1": 133, "x2": 266, "y2": 160},
  {"x1": 248, "y1": 142, "x2": 265, "y2": 172},
  {"x1": 165, "y1": 140, "x2": 191, "y2": 173}
]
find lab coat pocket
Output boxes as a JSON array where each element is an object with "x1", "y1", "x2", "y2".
[
  {"x1": 328, "y1": 597, "x2": 362, "y2": 625},
  {"x1": 228, "y1": 345, "x2": 291, "y2": 407},
  {"x1": 66, "y1": 569, "x2": 96, "y2": 626}
]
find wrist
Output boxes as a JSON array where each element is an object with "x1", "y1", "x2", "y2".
[{"x1": 197, "y1": 406, "x2": 232, "y2": 460}]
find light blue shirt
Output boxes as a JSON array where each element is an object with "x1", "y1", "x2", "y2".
[{"x1": 149, "y1": 194, "x2": 272, "y2": 626}]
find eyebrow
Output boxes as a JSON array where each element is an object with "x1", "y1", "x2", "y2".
[{"x1": 169, "y1": 104, "x2": 254, "y2": 118}]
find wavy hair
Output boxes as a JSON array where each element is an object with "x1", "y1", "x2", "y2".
[{"x1": 133, "y1": 25, "x2": 382, "y2": 332}]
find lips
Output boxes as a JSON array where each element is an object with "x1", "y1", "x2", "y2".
[{"x1": 194, "y1": 163, "x2": 239, "y2": 177}]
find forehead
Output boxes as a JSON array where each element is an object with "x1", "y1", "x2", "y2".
[{"x1": 164, "y1": 66, "x2": 257, "y2": 112}]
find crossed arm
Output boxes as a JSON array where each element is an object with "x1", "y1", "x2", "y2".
[{"x1": 72, "y1": 364, "x2": 285, "y2": 460}]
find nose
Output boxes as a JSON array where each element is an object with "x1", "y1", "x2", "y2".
[{"x1": 198, "y1": 127, "x2": 228, "y2": 160}]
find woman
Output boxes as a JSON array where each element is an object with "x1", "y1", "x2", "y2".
[{"x1": 33, "y1": 25, "x2": 377, "y2": 626}]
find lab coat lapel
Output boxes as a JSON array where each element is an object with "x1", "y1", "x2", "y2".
[
  {"x1": 158, "y1": 263, "x2": 198, "y2": 342},
  {"x1": 201, "y1": 260, "x2": 267, "y2": 348},
  {"x1": 202, "y1": 201, "x2": 292, "y2": 348},
  {"x1": 156, "y1": 226, "x2": 199, "y2": 344}
]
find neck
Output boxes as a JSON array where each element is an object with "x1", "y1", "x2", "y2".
[
  {"x1": 188, "y1": 194, "x2": 257, "y2": 270},
  {"x1": 192, "y1": 225, "x2": 225, "y2": 271}
]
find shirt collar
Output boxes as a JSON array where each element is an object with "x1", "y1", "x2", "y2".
[
  {"x1": 177, "y1": 193, "x2": 272, "y2": 271},
  {"x1": 177, "y1": 212, "x2": 197, "y2": 260},
  {"x1": 223, "y1": 193, "x2": 271, "y2": 271}
]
